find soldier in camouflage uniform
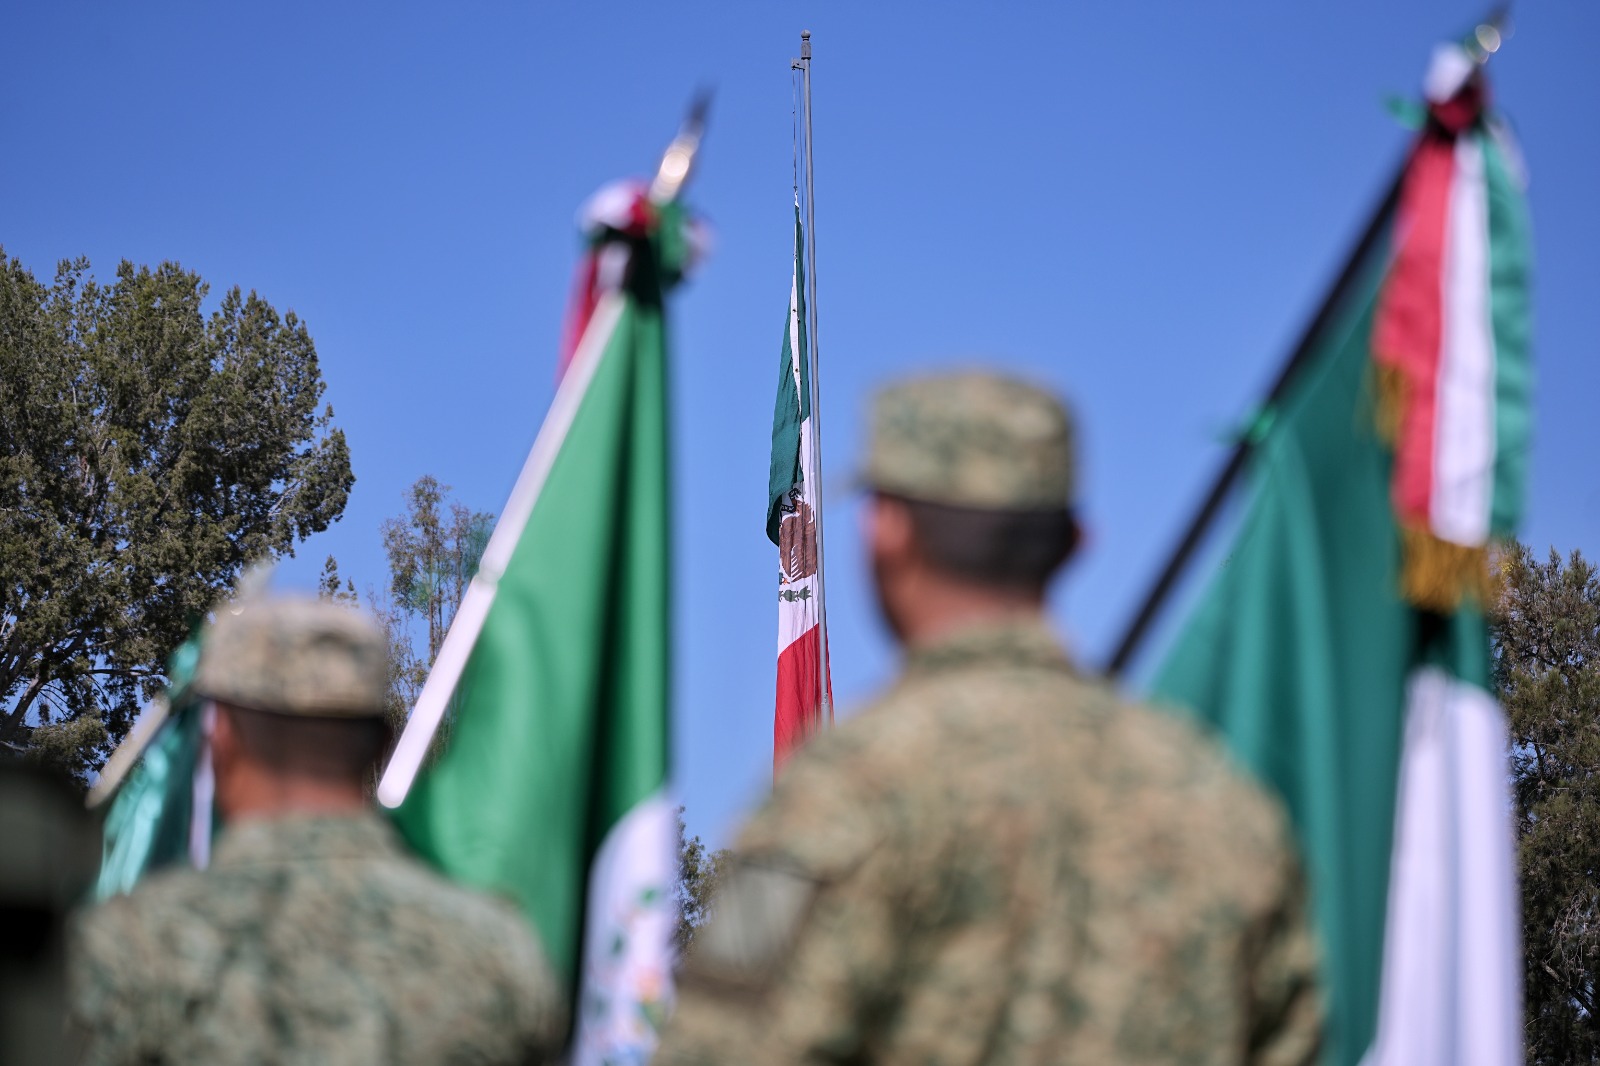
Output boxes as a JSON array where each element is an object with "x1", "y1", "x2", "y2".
[
  {"x1": 658, "y1": 371, "x2": 1322, "y2": 1065},
  {"x1": 72, "y1": 595, "x2": 563, "y2": 1065}
]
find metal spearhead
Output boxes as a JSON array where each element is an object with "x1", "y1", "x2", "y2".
[{"x1": 649, "y1": 89, "x2": 712, "y2": 205}]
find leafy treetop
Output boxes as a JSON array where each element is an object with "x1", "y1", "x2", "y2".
[
  {"x1": 1494, "y1": 545, "x2": 1600, "y2": 1065},
  {"x1": 0, "y1": 251, "x2": 353, "y2": 778}
]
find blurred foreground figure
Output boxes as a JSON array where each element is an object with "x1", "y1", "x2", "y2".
[
  {"x1": 71, "y1": 595, "x2": 563, "y2": 1065},
  {"x1": 0, "y1": 763, "x2": 97, "y2": 1066},
  {"x1": 659, "y1": 371, "x2": 1322, "y2": 1065}
]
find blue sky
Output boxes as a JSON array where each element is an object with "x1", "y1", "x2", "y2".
[{"x1": 6, "y1": 3, "x2": 1596, "y2": 845}]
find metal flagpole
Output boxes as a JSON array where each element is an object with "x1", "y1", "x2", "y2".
[{"x1": 794, "y1": 30, "x2": 833, "y2": 724}]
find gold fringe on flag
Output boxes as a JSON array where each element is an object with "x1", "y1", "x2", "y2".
[
  {"x1": 1372, "y1": 362, "x2": 1409, "y2": 446},
  {"x1": 1398, "y1": 526, "x2": 1496, "y2": 614}
]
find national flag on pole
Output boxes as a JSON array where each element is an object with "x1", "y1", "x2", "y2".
[
  {"x1": 384, "y1": 178, "x2": 700, "y2": 1065},
  {"x1": 766, "y1": 203, "x2": 830, "y2": 771},
  {"x1": 1151, "y1": 37, "x2": 1529, "y2": 1066}
]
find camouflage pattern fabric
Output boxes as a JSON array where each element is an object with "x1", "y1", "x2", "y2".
[
  {"x1": 658, "y1": 619, "x2": 1322, "y2": 1066},
  {"x1": 191, "y1": 595, "x2": 389, "y2": 719},
  {"x1": 862, "y1": 372, "x2": 1077, "y2": 511},
  {"x1": 71, "y1": 812, "x2": 564, "y2": 1065}
]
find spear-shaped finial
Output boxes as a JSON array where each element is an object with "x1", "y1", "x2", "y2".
[
  {"x1": 1469, "y1": 6, "x2": 1511, "y2": 62},
  {"x1": 650, "y1": 90, "x2": 712, "y2": 204}
]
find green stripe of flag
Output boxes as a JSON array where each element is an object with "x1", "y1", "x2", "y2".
[
  {"x1": 1482, "y1": 130, "x2": 1532, "y2": 538},
  {"x1": 766, "y1": 206, "x2": 809, "y2": 546},
  {"x1": 1152, "y1": 227, "x2": 1409, "y2": 1066}
]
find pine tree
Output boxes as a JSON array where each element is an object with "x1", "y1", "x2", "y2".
[{"x1": 1494, "y1": 544, "x2": 1600, "y2": 1064}]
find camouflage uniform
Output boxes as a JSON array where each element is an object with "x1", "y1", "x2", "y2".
[
  {"x1": 657, "y1": 372, "x2": 1321, "y2": 1065},
  {"x1": 71, "y1": 595, "x2": 564, "y2": 1065}
]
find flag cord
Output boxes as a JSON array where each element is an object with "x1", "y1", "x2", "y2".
[{"x1": 790, "y1": 67, "x2": 801, "y2": 200}]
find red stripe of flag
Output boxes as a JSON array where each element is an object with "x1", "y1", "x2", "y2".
[
  {"x1": 1374, "y1": 135, "x2": 1457, "y2": 529},
  {"x1": 774, "y1": 624, "x2": 831, "y2": 771}
]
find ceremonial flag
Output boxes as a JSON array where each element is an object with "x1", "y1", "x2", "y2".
[
  {"x1": 90, "y1": 632, "x2": 213, "y2": 898},
  {"x1": 766, "y1": 204, "x2": 831, "y2": 770},
  {"x1": 1152, "y1": 38, "x2": 1529, "y2": 1066},
  {"x1": 386, "y1": 180, "x2": 699, "y2": 1064}
]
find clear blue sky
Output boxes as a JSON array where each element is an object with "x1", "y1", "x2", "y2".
[{"x1": 6, "y1": 3, "x2": 1596, "y2": 845}]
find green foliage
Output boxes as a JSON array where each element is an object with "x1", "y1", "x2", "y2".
[
  {"x1": 27, "y1": 713, "x2": 110, "y2": 785},
  {"x1": 374, "y1": 477, "x2": 491, "y2": 752},
  {"x1": 1494, "y1": 545, "x2": 1600, "y2": 1064},
  {"x1": 381, "y1": 476, "x2": 492, "y2": 664},
  {"x1": 0, "y1": 250, "x2": 353, "y2": 774},
  {"x1": 317, "y1": 554, "x2": 358, "y2": 607},
  {"x1": 675, "y1": 806, "x2": 730, "y2": 956}
]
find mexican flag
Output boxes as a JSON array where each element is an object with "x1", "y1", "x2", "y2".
[
  {"x1": 1152, "y1": 41, "x2": 1529, "y2": 1066},
  {"x1": 384, "y1": 180, "x2": 697, "y2": 1065},
  {"x1": 766, "y1": 204, "x2": 831, "y2": 770}
]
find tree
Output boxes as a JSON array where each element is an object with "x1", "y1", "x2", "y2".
[
  {"x1": 369, "y1": 592, "x2": 428, "y2": 735},
  {"x1": 317, "y1": 554, "x2": 359, "y2": 607},
  {"x1": 375, "y1": 476, "x2": 492, "y2": 744},
  {"x1": 675, "y1": 807, "x2": 730, "y2": 955},
  {"x1": 1493, "y1": 545, "x2": 1600, "y2": 1064},
  {"x1": 0, "y1": 251, "x2": 353, "y2": 775},
  {"x1": 381, "y1": 476, "x2": 493, "y2": 666}
]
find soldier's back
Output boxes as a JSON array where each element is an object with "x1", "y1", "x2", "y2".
[
  {"x1": 666, "y1": 619, "x2": 1319, "y2": 1065},
  {"x1": 73, "y1": 812, "x2": 562, "y2": 1066}
]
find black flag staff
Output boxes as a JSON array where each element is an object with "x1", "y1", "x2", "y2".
[{"x1": 1103, "y1": 11, "x2": 1509, "y2": 678}]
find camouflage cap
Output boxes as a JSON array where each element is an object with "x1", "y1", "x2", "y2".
[
  {"x1": 191, "y1": 595, "x2": 388, "y2": 718},
  {"x1": 862, "y1": 370, "x2": 1077, "y2": 510}
]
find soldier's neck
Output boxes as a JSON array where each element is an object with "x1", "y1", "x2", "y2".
[
  {"x1": 218, "y1": 767, "x2": 370, "y2": 823},
  {"x1": 896, "y1": 578, "x2": 1046, "y2": 651}
]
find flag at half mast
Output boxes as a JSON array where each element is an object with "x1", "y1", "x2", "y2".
[{"x1": 766, "y1": 203, "x2": 831, "y2": 771}]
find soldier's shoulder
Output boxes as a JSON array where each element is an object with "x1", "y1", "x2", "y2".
[
  {"x1": 734, "y1": 692, "x2": 924, "y2": 881},
  {"x1": 735, "y1": 667, "x2": 1048, "y2": 877},
  {"x1": 76, "y1": 863, "x2": 214, "y2": 950},
  {"x1": 365, "y1": 848, "x2": 556, "y2": 985},
  {"x1": 1106, "y1": 691, "x2": 1294, "y2": 857},
  {"x1": 71, "y1": 865, "x2": 221, "y2": 1033},
  {"x1": 372, "y1": 848, "x2": 539, "y2": 934}
]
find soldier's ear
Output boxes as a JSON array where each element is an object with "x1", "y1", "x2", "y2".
[
  {"x1": 1059, "y1": 512, "x2": 1083, "y2": 569},
  {"x1": 209, "y1": 703, "x2": 240, "y2": 775},
  {"x1": 865, "y1": 493, "x2": 915, "y2": 565}
]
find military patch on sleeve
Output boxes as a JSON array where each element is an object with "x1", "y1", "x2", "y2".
[{"x1": 685, "y1": 858, "x2": 818, "y2": 995}]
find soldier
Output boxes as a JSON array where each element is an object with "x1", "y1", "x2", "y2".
[
  {"x1": 71, "y1": 594, "x2": 563, "y2": 1065},
  {"x1": 0, "y1": 762, "x2": 98, "y2": 1066},
  {"x1": 658, "y1": 371, "x2": 1322, "y2": 1065}
]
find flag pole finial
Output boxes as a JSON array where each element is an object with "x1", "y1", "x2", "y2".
[
  {"x1": 650, "y1": 91, "x2": 712, "y2": 205},
  {"x1": 1470, "y1": 5, "x2": 1511, "y2": 61}
]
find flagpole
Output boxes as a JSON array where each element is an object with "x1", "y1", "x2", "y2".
[
  {"x1": 1102, "y1": 159, "x2": 1408, "y2": 679},
  {"x1": 795, "y1": 29, "x2": 833, "y2": 724}
]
